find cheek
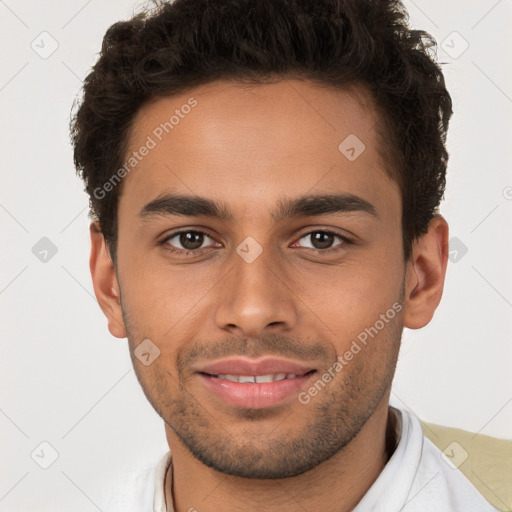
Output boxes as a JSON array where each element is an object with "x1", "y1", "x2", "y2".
[
  {"x1": 296, "y1": 245, "x2": 403, "y2": 315},
  {"x1": 297, "y1": 253, "x2": 404, "y2": 350},
  {"x1": 118, "y1": 221, "x2": 404, "y2": 343},
  {"x1": 117, "y1": 243, "x2": 196, "y2": 324},
  {"x1": 119, "y1": 265, "x2": 211, "y2": 366}
]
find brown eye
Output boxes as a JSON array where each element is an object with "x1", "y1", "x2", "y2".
[
  {"x1": 311, "y1": 232, "x2": 335, "y2": 249},
  {"x1": 179, "y1": 232, "x2": 205, "y2": 250},
  {"x1": 163, "y1": 230, "x2": 216, "y2": 252},
  {"x1": 296, "y1": 231, "x2": 348, "y2": 251}
]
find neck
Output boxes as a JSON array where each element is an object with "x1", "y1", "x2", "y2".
[{"x1": 165, "y1": 396, "x2": 398, "y2": 512}]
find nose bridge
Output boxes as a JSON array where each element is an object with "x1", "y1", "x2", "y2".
[{"x1": 214, "y1": 239, "x2": 298, "y2": 336}]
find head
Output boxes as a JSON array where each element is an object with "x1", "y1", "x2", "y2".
[{"x1": 72, "y1": 0, "x2": 451, "y2": 478}]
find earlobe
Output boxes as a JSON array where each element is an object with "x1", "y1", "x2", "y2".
[
  {"x1": 403, "y1": 216, "x2": 449, "y2": 330},
  {"x1": 89, "y1": 222, "x2": 127, "y2": 339}
]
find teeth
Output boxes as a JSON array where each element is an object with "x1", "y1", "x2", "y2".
[
  {"x1": 216, "y1": 373, "x2": 299, "y2": 383},
  {"x1": 238, "y1": 375, "x2": 256, "y2": 383},
  {"x1": 255, "y1": 374, "x2": 274, "y2": 383}
]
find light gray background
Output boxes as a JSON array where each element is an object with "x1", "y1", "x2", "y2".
[{"x1": 1, "y1": 0, "x2": 511, "y2": 510}]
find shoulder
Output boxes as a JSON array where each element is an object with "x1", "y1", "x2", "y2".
[
  {"x1": 98, "y1": 452, "x2": 171, "y2": 512},
  {"x1": 421, "y1": 421, "x2": 512, "y2": 512}
]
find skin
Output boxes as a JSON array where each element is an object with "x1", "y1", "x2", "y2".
[{"x1": 90, "y1": 79, "x2": 449, "y2": 512}]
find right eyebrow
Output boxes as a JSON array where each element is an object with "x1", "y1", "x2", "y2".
[{"x1": 139, "y1": 194, "x2": 234, "y2": 221}]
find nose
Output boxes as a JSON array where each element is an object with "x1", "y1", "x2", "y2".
[{"x1": 214, "y1": 246, "x2": 299, "y2": 338}]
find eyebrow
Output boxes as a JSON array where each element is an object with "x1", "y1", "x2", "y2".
[{"x1": 139, "y1": 193, "x2": 378, "y2": 222}]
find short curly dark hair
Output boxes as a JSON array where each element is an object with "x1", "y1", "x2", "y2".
[{"x1": 71, "y1": 0, "x2": 452, "y2": 264}]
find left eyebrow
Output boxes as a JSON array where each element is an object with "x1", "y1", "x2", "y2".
[
  {"x1": 272, "y1": 193, "x2": 378, "y2": 221},
  {"x1": 138, "y1": 192, "x2": 378, "y2": 221}
]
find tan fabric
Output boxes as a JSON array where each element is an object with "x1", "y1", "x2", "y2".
[{"x1": 421, "y1": 421, "x2": 512, "y2": 512}]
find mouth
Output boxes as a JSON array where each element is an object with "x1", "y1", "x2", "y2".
[
  {"x1": 201, "y1": 371, "x2": 314, "y2": 383},
  {"x1": 194, "y1": 357, "x2": 318, "y2": 409}
]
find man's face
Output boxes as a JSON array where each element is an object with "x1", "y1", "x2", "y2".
[{"x1": 115, "y1": 80, "x2": 405, "y2": 478}]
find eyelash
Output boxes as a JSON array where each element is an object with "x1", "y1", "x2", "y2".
[{"x1": 159, "y1": 228, "x2": 353, "y2": 257}]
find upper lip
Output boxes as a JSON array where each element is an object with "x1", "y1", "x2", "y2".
[{"x1": 195, "y1": 357, "x2": 316, "y2": 376}]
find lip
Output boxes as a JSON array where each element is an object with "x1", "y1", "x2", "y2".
[
  {"x1": 195, "y1": 357, "x2": 317, "y2": 409},
  {"x1": 196, "y1": 356, "x2": 315, "y2": 377}
]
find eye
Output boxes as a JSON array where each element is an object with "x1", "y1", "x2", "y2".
[
  {"x1": 295, "y1": 230, "x2": 351, "y2": 251},
  {"x1": 161, "y1": 230, "x2": 219, "y2": 253},
  {"x1": 159, "y1": 228, "x2": 352, "y2": 257}
]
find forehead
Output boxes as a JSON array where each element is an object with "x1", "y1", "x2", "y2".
[{"x1": 119, "y1": 79, "x2": 399, "y2": 218}]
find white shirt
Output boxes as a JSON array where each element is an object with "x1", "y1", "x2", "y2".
[{"x1": 103, "y1": 406, "x2": 499, "y2": 512}]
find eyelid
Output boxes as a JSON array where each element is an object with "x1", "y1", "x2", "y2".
[
  {"x1": 159, "y1": 227, "x2": 354, "y2": 255},
  {"x1": 293, "y1": 229, "x2": 353, "y2": 250},
  {"x1": 160, "y1": 228, "x2": 218, "y2": 251}
]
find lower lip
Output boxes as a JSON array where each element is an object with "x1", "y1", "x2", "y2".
[{"x1": 198, "y1": 373, "x2": 315, "y2": 409}]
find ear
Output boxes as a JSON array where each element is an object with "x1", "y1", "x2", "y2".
[
  {"x1": 89, "y1": 222, "x2": 127, "y2": 338},
  {"x1": 403, "y1": 215, "x2": 449, "y2": 329}
]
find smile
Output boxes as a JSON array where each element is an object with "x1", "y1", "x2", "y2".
[
  {"x1": 206, "y1": 372, "x2": 306, "y2": 383},
  {"x1": 195, "y1": 358, "x2": 318, "y2": 409}
]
